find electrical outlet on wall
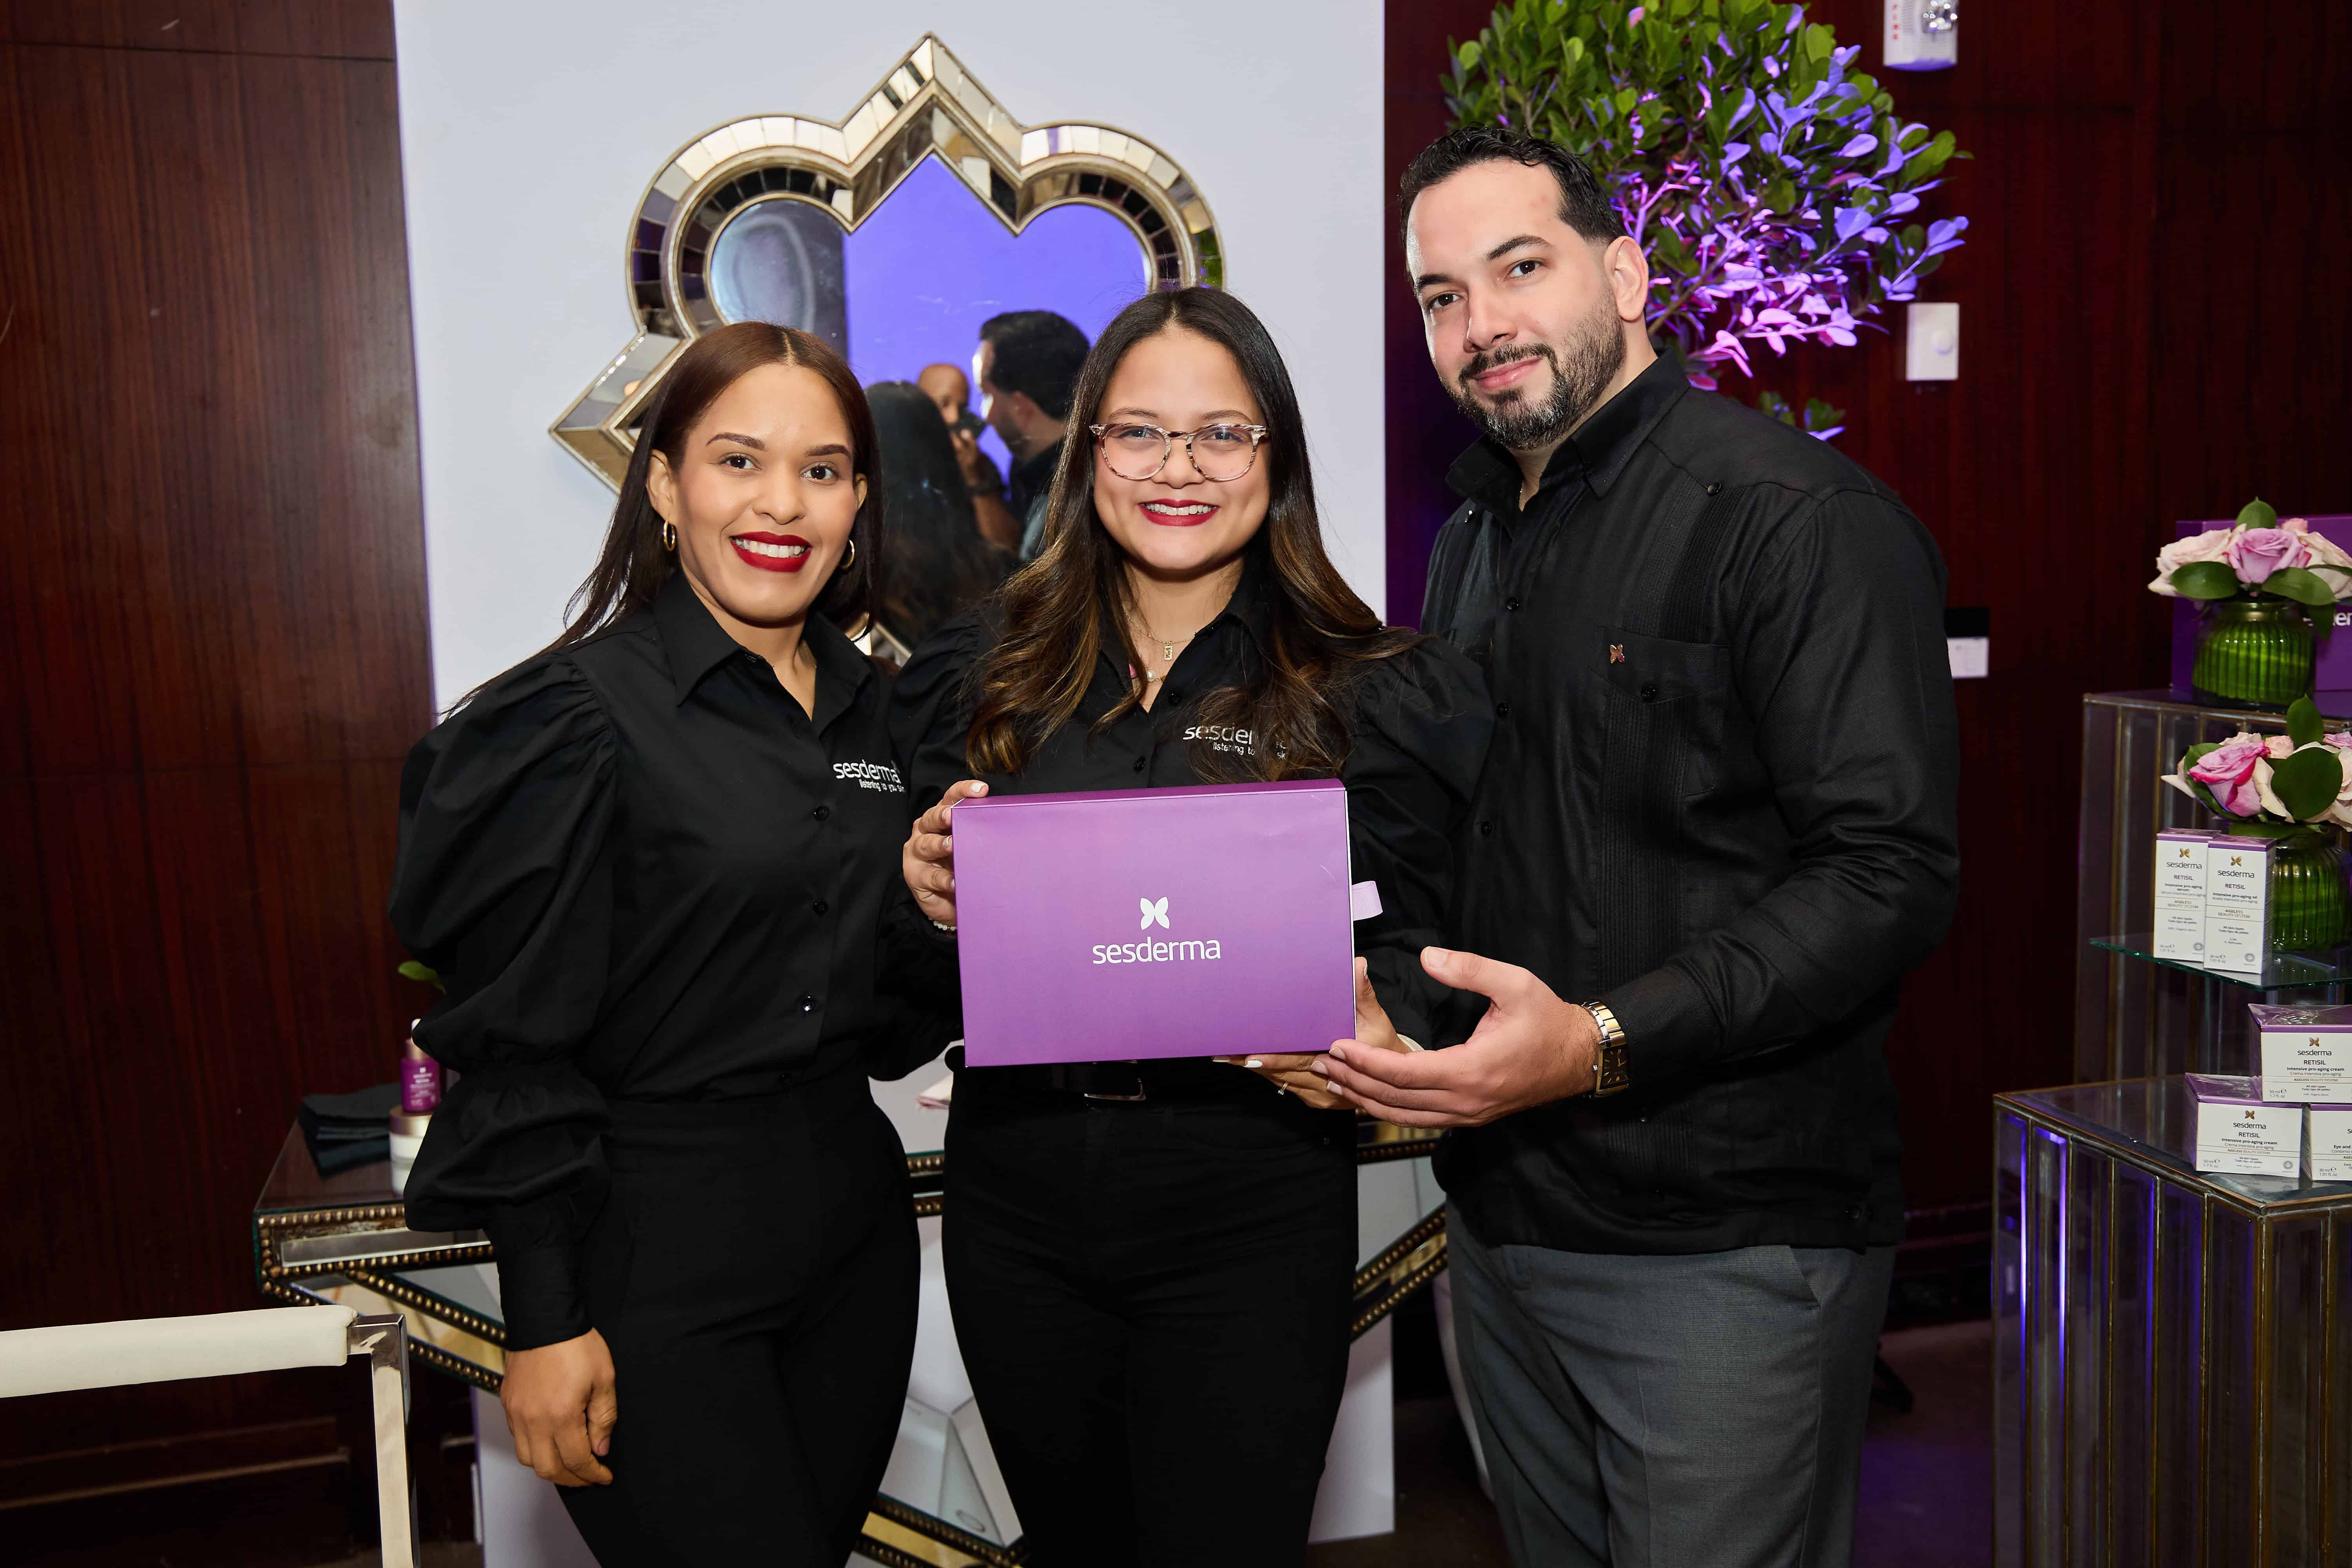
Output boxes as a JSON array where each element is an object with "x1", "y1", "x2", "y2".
[
  {"x1": 1886, "y1": 0, "x2": 1958, "y2": 71},
  {"x1": 1906, "y1": 302, "x2": 1959, "y2": 381}
]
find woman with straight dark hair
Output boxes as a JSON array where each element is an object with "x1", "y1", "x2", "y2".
[
  {"x1": 391, "y1": 321, "x2": 927, "y2": 1565},
  {"x1": 889, "y1": 288, "x2": 1492, "y2": 1565},
  {"x1": 864, "y1": 379, "x2": 1011, "y2": 653}
]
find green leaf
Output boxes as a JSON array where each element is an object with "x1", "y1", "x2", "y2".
[
  {"x1": 1804, "y1": 22, "x2": 1833, "y2": 60},
  {"x1": 2263, "y1": 566, "x2": 2338, "y2": 607},
  {"x1": 2272, "y1": 745, "x2": 2342, "y2": 821},
  {"x1": 2238, "y1": 497, "x2": 2278, "y2": 530},
  {"x1": 397, "y1": 960, "x2": 445, "y2": 991},
  {"x1": 2289, "y1": 696, "x2": 2325, "y2": 748},
  {"x1": 1458, "y1": 38, "x2": 1483, "y2": 67},
  {"x1": 2170, "y1": 560, "x2": 2243, "y2": 599}
]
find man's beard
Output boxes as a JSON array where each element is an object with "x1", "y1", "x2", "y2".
[{"x1": 1449, "y1": 301, "x2": 1627, "y2": 452}]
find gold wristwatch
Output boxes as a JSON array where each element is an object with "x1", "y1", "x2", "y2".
[{"x1": 1579, "y1": 1001, "x2": 1631, "y2": 1097}]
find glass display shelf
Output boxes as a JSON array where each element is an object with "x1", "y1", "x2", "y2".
[{"x1": 2089, "y1": 931, "x2": 2352, "y2": 991}]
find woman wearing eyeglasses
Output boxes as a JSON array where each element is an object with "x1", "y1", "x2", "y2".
[{"x1": 886, "y1": 288, "x2": 1492, "y2": 1566}]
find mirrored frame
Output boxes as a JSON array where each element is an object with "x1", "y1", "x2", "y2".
[{"x1": 550, "y1": 34, "x2": 1226, "y2": 488}]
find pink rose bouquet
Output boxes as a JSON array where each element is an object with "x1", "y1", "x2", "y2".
[
  {"x1": 2149, "y1": 498, "x2": 2352, "y2": 607},
  {"x1": 2166, "y1": 698, "x2": 2352, "y2": 828}
]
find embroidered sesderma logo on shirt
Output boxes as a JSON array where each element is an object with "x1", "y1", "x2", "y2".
[
  {"x1": 1093, "y1": 896, "x2": 1222, "y2": 965},
  {"x1": 832, "y1": 760, "x2": 904, "y2": 793},
  {"x1": 1182, "y1": 724, "x2": 1255, "y2": 756}
]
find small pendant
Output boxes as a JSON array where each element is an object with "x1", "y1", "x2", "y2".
[{"x1": 1161, "y1": 641, "x2": 1176, "y2": 664}]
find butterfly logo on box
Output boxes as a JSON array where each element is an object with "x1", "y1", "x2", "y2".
[{"x1": 1091, "y1": 896, "x2": 1225, "y2": 965}]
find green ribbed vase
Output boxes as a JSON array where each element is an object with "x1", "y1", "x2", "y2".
[
  {"x1": 2237, "y1": 827, "x2": 2352, "y2": 953},
  {"x1": 2192, "y1": 599, "x2": 2314, "y2": 710}
]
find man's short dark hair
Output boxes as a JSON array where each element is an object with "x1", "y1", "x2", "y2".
[
  {"x1": 1398, "y1": 126, "x2": 1623, "y2": 247},
  {"x1": 977, "y1": 310, "x2": 1091, "y2": 421}
]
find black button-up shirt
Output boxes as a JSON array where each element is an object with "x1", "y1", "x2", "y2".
[
  {"x1": 887, "y1": 558, "x2": 1492, "y2": 1058},
  {"x1": 390, "y1": 572, "x2": 916, "y2": 1347},
  {"x1": 1424, "y1": 352, "x2": 1960, "y2": 1256}
]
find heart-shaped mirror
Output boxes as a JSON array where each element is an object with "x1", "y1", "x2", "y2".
[{"x1": 551, "y1": 34, "x2": 1223, "y2": 488}]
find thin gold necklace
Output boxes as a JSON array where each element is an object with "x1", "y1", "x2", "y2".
[{"x1": 1133, "y1": 623, "x2": 1196, "y2": 683}]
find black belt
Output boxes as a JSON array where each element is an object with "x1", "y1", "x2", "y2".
[{"x1": 964, "y1": 1056, "x2": 1261, "y2": 1104}]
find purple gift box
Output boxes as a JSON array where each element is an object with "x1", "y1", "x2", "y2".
[
  {"x1": 2168, "y1": 514, "x2": 2352, "y2": 712},
  {"x1": 950, "y1": 779, "x2": 1357, "y2": 1067}
]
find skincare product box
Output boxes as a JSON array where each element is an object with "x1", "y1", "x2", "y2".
[
  {"x1": 2152, "y1": 828, "x2": 2209, "y2": 962},
  {"x1": 2305, "y1": 1104, "x2": 2352, "y2": 1183},
  {"x1": 2187, "y1": 1074, "x2": 2305, "y2": 1178},
  {"x1": 949, "y1": 779, "x2": 1356, "y2": 1066},
  {"x1": 2247, "y1": 1003, "x2": 2352, "y2": 1103},
  {"x1": 2203, "y1": 835, "x2": 2271, "y2": 974}
]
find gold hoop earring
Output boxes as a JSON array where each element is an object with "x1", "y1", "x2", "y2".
[
  {"x1": 660, "y1": 520, "x2": 678, "y2": 552},
  {"x1": 840, "y1": 535, "x2": 856, "y2": 570}
]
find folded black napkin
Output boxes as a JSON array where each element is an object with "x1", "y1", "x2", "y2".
[{"x1": 298, "y1": 1082, "x2": 401, "y2": 1175}]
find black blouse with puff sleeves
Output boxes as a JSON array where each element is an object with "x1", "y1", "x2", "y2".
[
  {"x1": 389, "y1": 572, "x2": 925, "y2": 1350},
  {"x1": 884, "y1": 559, "x2": 1494, "y2": 1055}
]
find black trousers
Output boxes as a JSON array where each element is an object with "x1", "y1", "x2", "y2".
[
  {"x1": 944, "y1": 1073, "x2": 1358, "y2": 1568},
  {"x1": 560, "y1": 1074, "x2": 918, "y2": 1567}
]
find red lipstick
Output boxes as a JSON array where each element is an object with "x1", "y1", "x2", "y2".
[
  {"x1": 1138, "y1": 497, "x2": 1219, "y2": 527},
  {"x1": 729, "y1": 531, "x2": 813, "y2": 572}
]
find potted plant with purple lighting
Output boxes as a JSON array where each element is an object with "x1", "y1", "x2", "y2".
[
  {"x1": 2165, "y1": 696, "x2": 2352, "y2": 951},
  {"x1": 1443, "y1": 0, "x2": 1969, "y2": 438},
  {"x1": 2149, "y1": 499, "x2": 2352, "y2": 710}
]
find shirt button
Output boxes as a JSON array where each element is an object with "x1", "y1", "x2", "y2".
[
  {"x1": 797, "y1": 993, "x2": 819, "y2": 1014},
  {"x1": 811, "y1": 804, "x2": 832, "y2": 821},
  {"x1": 1706, "y1": 482, "x2": 1722, "y2": 496},
  {"x1": 1640, "y1": 684, "x2": 1659, "y2": 701},
  {"x1": 1478, "y1": 819, "x2": 1496, "y2": 837},
  {"x1": 1132, "y1": 756, "x2": 1146, "y2": 773},
  {"x1": 1495, "y1": 702, "x2": 1512, "y2": 719},
  {"x1": 1503, "y1": 596, "x2": 1523, "y2": 612},
  {"x1": 812, "y1": 899, "x2": 829, "y2": 916}
]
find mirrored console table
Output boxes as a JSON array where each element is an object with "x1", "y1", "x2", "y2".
[
  {"x1": 255, "y1": 1105, "x2": 1450, "y2": 1566},
  {"x1": 1993, "y1": 1078, "x2": 2352, "y2": 1566}
]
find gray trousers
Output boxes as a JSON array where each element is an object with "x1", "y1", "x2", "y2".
[{"x1": 1448, "y1": 1203, "x2": 1895, "y2": 1568}]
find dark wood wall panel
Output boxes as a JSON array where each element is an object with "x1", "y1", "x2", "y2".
[
  {"x1": 1385, "y1": 0, "x2": 2351, "y2": 1215},
  {"x1": 0, "y1": 0, "x2": 428, "y2": 1479}
]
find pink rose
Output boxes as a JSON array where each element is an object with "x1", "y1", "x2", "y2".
[
  {"x1": 2188, "y1": 734, "x2": 2270, "y2": 816},
  {"x1": 2226, "y1": 526, "x2": 2310, "y2": 584},
  {"x1": 2287, "y1": 519, "x2": 2352, "y2": 584},
  {"x1": 2148, "y1": 527, "x2": 2234, "y2": 596}
]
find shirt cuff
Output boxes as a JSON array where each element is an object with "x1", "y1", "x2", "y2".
[
  {"x1": 484, "y1": 1205, "x2": 592, "y2": 1351},
  {"x1": 1601, "y1": 962, "x2": 1718, "y2": 1091}
]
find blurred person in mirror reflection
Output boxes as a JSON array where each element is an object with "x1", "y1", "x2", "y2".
[
  {"x1": 916, "y1": 361, "x2": 1022, "y2": 552},
  {"x1": 389, "y1": 322, "x2": 937, "y2": 1566},
  {"x1": 1311, "y1": 127, "x2": 1962, "y2": 1568},
  {"x1": 972, "y1": 308, "x2": 1091, "y2": 561},
  {"x1": 887, "y1": 287, "x2": 1492, "y2": 1566},
  {"x1": 866, "y1": 380, "x2": 1014, "y2": 656}
]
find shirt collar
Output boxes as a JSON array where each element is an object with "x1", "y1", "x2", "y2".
[
  {"x1": 653, "y1": 568, "x2": 874, "y2": 709},
  {"x1": 1445, "y1": 352, "x2": 1690, "y2": 514},
  {"x1": 1090, "y1": 550, "x2": 1276, "y2": 685}
]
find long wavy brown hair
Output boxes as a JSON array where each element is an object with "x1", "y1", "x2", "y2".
[
  {"x1": 544, "y1": 321, "x2": 880, "y2": 659},
  {"x1": 967, "y1": 289, "x2": 1414, "y2": 782}
]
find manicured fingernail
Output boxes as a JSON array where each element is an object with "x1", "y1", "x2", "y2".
[{"x1": 1244, "y1": 1058, "x2": 1264, "y2": 1069}]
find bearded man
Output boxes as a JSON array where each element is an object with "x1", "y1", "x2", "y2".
[{"x1": 1316, "y1": 127, "x2": 1962, "y2": 1568}]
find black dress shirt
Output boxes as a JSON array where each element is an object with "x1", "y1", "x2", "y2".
[
  {"x1": 1423, "y1": 352, "x2": 1960, "y2": 1257},
  {"x1": 1010, "y1": 437, "x2": 1065, "y2": 561},
  {"x1": 886, "y1": 555, "x2": 1493, "y2": 1057},
  {"x1": 389, "y1": 572, "x2": 920, "y2": 1348}
]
